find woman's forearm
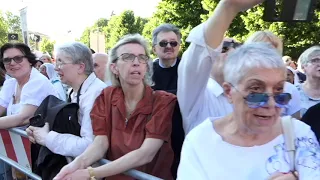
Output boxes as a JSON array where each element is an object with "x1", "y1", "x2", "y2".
[
  {"x1": 205, "y1": 1, "x2": 239, "y2": 48},
  {"x1": 93, "y1": 148, "x2": 149, "y2": 178},
  {"x1": 76, "y1": 135, "x2": 109, "y2": 168}
]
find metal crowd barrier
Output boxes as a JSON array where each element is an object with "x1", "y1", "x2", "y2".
[{"x1": 1, "y1": 128, "x2": 162, "y2": 180}]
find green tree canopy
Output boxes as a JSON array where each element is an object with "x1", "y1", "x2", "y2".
[
  {"x1": 39, "y1": 37, "x2": 55, "y2": 56},
  {"x1": 0, "y1": 11, "x2": 23, "y2": 47},
  {"x1": 142, "y1": 0, "x2": 208, "y2": 53},
  {"x1": 103, "y1": 10, "x2": 148, "y2": 50},
  {"x1": 201, "y1": 0, "x2": 320, "y2": 59}
]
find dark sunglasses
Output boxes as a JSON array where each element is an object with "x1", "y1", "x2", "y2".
[
  {"x1": 115, "y1": 53, "x2": 149, "y2": 64},
  {"x1": 2, "y1": 55, "x2": 25, "y2": 65},
  {"x1": 222, "y1": 41, "x2": 242, "y2": 53},
  {"x1": 159, "y1": 41, "x2": 179, "y2": 48},
  {"x1": 230, "y1": 84, "x2": 291, "y2": 108}
]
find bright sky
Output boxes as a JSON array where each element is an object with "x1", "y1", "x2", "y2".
[{"x1": 0, "y1": 0, "x2": 160, "y2": 41}]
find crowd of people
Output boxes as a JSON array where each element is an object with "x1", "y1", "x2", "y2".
[{"x1": 0, "y1": 0, "x2": 319, "y2": 179}]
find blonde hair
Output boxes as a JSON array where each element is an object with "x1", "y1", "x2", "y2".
[
  {"x1": 107, "y1": 34, "x2": 154, "y2": 87},
  {"x1": 246, "y1": 30, "x2": 283, "y2": 55}
]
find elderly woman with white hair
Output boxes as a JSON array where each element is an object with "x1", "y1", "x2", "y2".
[
  {"x1": 296, "y1": 46, "x2": 320, "y2": 116},
  {"x1": 245, "y1": 30, "x2": 302, "y2": 119},
  {"x1": 177, "y1": 0, "x2": 320, "y2": 179},
  {"x1": 39, "y1": 63, "x2": 66, "y2": 101},
  {"x1": 27, "y1": 42, "x2": 106, "y2": 157},
  {"x1": 54, "y1": 34, "x2": 177, "y2": 180}
]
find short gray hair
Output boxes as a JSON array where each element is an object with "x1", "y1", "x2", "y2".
[
  {"x1": 224, "y1": 42, "x2": 286, "y2": 85},
  {"x1": 107, "y1": 34, "x2": 154, "y2": 87},
  {"x1": 54, "y1": 42, "x2": 94, "y2": 75},
  {"x1": 152, "y1": 23, "x2": 181, "y2": 46},
  {"x1": 298, "y1": 46, "x2": 320, "y2": 66}
]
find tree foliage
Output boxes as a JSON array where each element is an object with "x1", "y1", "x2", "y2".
[
  {"x1": 77, "y1": 0, "x2": 320, "y2": 59},
  {"x1": 103, "y1": 10, "x2": 148, "y2": 50},
  {"x1": 201, "y1": 0, "x2": 320, "y2": 59},
  {"x1": 0, "y1": 11, "x2": 23, "y2": 47},
  {"x1": 143, "y1": 0, "x2": 208, "y2": 53},
  {"x1": 39, "y1": 37, "x2": 55, "y2": 56}
]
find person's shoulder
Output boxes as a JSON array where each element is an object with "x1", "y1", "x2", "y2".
[
  {"x1": 154, "y1": 90, "x2": 177, "y2": 102},
  {"x1": 93, "y1": 78, "x2": 108, "y2": 89},
  {"x1": 292, "y1": 119, "x2": 313, "y2": 136},
  {"x1": 186, "y1": 118, "x2": 216, "y2": 142},
  {"x1": 284, "y1": 82, "x2": 298, "y2": 92},
  {"x1": 101, "y1": 86, "x2": 120, "y2": 95}
]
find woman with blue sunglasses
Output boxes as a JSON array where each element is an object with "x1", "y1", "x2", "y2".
[{"x1": 177, "y1": 0, "x2": 320, "y2": 180}]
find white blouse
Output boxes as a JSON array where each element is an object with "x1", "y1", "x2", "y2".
[
  {"x1": 0, "y1": 68, "x2": 58, "y2": 115},
  {"x1": 45, "y1": 73, "x2": 107, "y2": 157},
  {"x1": 177, "y1": 118, "x2": 320, "y2": 180}
]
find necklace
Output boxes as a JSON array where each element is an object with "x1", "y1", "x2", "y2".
[{"x1": 124, "y1": 100, "x2": 136, "y2": 127}]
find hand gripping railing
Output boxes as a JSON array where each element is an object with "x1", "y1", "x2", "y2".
[{"x1": 4, "y1": 128, "x2": 163, "y2": 180}]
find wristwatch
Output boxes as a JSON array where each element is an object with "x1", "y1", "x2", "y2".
[{"x1": 87, "y1": 166, "x2": 96, "y2": 180}]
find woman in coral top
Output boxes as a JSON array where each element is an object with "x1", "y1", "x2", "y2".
[{"x1": 54, "y1": 34, "x2": 177, "y2": 180}]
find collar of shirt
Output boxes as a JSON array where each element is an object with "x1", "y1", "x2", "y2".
[
  {"x1": 208, "y1": 78, "x2": 224, "y2": 97},
  {"x1": 111, "y1": 86, "x2": 153, "y2": 118},
  {"x1": 158, "y1": 58, "x2": 177, "y2": 68},
  {"x1": 71, "y1": 73, "x2": 97, "y2": 99}
]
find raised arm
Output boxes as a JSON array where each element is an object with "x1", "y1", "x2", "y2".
[{"x1": 178, "y1": 0, "x2": 264, "y2": 133}]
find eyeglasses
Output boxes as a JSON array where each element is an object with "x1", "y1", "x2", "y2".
[
  {"x1": 221, "y1": 41, "x2": 242, "y2": 53},
  {"x1": 2, "y1": 55, "x2": 25, "y2": 65},
  {"x1": 158, "y1": 41, "x2": 179, "y2": 48},
  {"x1": 55, "y1": 61, "x2": 74, "y2": 69},
  {"x1": 230, "y1": 84, "x2": 292, "y2": 108},
  {"x1": 115, "y1": 53, "x2": 149, "y2": 64}
]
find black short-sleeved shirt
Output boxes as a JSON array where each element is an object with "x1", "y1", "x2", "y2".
[{"x1": 301, "y1": 103, "x2": 320, "y2": 141}]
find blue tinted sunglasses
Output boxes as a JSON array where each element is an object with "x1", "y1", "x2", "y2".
[
  {"x1": 244, "y1": 93, "x2": 292, "y2": 109},
  {"x1": 230, "y1": 84, "x2": 292, "y2": 108}
]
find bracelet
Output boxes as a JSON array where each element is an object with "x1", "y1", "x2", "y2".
[{"x1": 87, "y1": 166, "x2": 96, "y2": 180}]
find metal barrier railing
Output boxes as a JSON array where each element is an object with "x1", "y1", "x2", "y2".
[
  {"x1": 3, "y1": 128, "x2": 163, "y2": 180},
  {"x1": 99, "y1": 159, "x2": 162, "y2": 180}
]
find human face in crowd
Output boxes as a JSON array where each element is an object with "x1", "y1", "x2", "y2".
[
  {"x1": 34, "y1": 61, "x2": 43, "y2": 70},
  {"x1": 153, "y1": 31, "x2": 180, "y2": 61},
  {"x1": 303, "y1": 56, "x2": 320, "y2": 78},
  {"x1": 211, "y1": 39, "x2": 236, "y2": 83},
  {"x1": 40, "y1": 56, "x2": 51, "y2": 63},
  {"x1": 225, "y1": 68, "x2": 286, "y2": 134},
  {"x1": 286, "y1": 69, "x2": 294, "y2": 84},
  {"x1": 2, "y1": 48, "x2": 32, "y2": 80},
  {"x1": 111, "y1": 43, "x2": 148, "y2": 86},
  {"x1": 55, "y1": 53, "x2": 83, "y2": 86},
  {"x1": 93, "y1": 54, "x2": 108, "y2": 81},
  {"x1": 39, "y1": 65, "x2": 49, "y2": 79},
  {"x1": 289, "y1": 61, "x2": 297, "y2": 70}
]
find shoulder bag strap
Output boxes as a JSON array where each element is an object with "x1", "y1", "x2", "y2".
[
  {"x1": 281, "y1": 116, "x2": 296, "y2": 171},
  {"x1": 68, "y1": 82, "x2": 84, "y2": 104}
]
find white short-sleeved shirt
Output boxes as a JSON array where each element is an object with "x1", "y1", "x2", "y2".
[
  {"x1": 296, "y1": 84, "x2": 320, "y2": 117},
  {"x1": 45, "y1": 73, "x2": 108, "y2": 157},
  {"x1": 177, "y1": 118, "x2": 320, "y2": 180},
  {"x1": 282, "y1": 82, "x2": 301, "y2": 116},
  {"x1": 0, "y1": 68, "x2": 58, "y2": 115}
]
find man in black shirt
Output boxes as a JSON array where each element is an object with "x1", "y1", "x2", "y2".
[
  {"x1": 152, "y1": 24, "x2": 181, "y2": 94},
  {"x1": 301, "y1": 103, "x2": 320, "y2": 141},
  {"x1": 151, "y1": 24, "x2": 184, "y2": 178}
]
